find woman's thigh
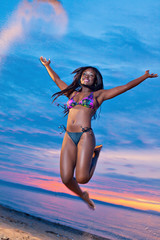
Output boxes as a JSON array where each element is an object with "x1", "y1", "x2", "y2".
[
  {"x1": 60, "y1": 132, "x2": 77, "y2": 183},
  {"x1": 75, "y1": 131, "x2": 95, "y2": 182}
]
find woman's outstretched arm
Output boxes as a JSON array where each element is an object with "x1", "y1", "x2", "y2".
[
  {"x1": 40, "y1": 56, "x2": 68, "y2": 91},
  {"x1": 100, "y1": 70, "x2": 158, "y2": 102}
]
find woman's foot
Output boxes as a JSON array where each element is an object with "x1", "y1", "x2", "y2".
[
  {"x1": 81, "y1": 191, "x2": 95, "y2": 210},
  {"x1": 91, "y1": 144, "x2": 103, "y2": 168},
  {"x1": 92, "y1": 144, "x2": 102, "y2": 158}
]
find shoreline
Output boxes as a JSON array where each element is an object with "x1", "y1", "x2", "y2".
[
  {"x1": 0, "y1": 179, "x2": 159, "y2": 217},
  {"x1": 0, "y1": 204, "x2": 110, "y2": 240}
]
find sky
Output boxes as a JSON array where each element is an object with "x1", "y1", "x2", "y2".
[{"x1": 0, "y1": 0, "x2": 160, "y2": 214}]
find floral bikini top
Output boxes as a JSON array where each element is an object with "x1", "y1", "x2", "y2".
[{"x1": 67, "y1": 91, "x2": 94, "y2": 110}]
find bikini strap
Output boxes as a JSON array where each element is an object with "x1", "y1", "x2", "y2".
[
  {"x1": 81, "y1": 127, "x2": 93, "y2": 132},
  {"x1": 90, "y1": 92, "x2": 94, "y2": 97},
  {"x1": 58, "y1": 125, "x2": 66, "y2": 134}
]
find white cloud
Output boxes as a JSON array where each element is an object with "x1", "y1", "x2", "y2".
[
  {"x1": 0, "y1": 0, "x2": 68, "y2": 64},
  {"x1": 97, "y1": 148, "x2": 160, "y2": 179}
]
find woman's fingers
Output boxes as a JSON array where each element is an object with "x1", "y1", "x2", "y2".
[
  {"x1": 150, "y1": 73, "x2": 158, "y2": 78},
  {"x1": 40, "y1": 56, "x2": 51, "y2": 66},
  {"x1": 145, "y1": 70, "x2": 158, "y2": 78},
  {"x1": 40, "y1": 56, "x2": 45, "y2": 63}
]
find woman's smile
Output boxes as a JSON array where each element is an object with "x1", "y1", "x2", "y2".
[
  {"x1": 83, "y1": 79, "x2": 89, "y2": 83},
  {"x1": 81, "y1": 68, "x2": 96, "y2": 85}
]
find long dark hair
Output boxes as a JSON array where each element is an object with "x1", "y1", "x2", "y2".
[
  {"x1": 52, "y1": 66, "x2": 104, "y2": 117},
  {"x1": 52, "y1": 66, "x2": 103, "y2": 99}
]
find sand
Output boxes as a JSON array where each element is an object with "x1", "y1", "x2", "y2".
[{"x1": 0, "y1": 204, "x2": 109, "y2": 240}]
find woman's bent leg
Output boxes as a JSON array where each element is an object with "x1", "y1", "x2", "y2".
[
  {"x1": 76, "y1": 131, "x2": 97, "y2": 184},
  {"x1": 60, "y1": 133, "x2": 95, "y2": 209}
]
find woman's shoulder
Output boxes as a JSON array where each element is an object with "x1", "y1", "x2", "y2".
[
  {"x1": 93, "y1": 89, "x2": 104, "y2": 97},
  {"x1": 93, "y1": 89, "x2": 107, "y2": 106}
]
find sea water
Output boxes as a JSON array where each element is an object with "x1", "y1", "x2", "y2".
[{"x1": 0, "y1": 180, "x2": 159, "y2": 240}]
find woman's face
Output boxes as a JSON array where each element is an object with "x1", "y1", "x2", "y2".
[{"x1": 80, "y1": 68, "x2": 96, "y2": 86}]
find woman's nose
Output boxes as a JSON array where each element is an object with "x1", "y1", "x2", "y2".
[{"x1": 84, "y1": 74, "x2": 89, "y2": 79}]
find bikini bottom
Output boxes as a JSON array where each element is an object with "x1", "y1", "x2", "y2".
[
  {"x1": 60, "y1": 125, "x2": 93, "y2": 146},
  {"x1": 67, "y1": 131, "x2": 83, "y2": 146}
]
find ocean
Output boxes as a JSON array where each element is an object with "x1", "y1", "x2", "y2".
[{"x1": 0, "y1": 179, "x2": 159, "y2": 240}]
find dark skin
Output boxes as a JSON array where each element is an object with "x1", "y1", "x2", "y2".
[{"x1": 40, "y1": 56, "x2": 158, "y2": 209}]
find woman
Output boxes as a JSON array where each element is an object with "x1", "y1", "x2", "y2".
[{"x1": 40, "y1": 56, "x2": 158, "y2": 210}]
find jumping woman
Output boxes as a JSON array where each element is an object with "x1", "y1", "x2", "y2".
[{"x1": 40, "y1": 56, "x2": 158, "y2": 210}]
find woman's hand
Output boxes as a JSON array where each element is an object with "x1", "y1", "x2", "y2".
[
  {"x1": 39, "y1": 56, "x2": 68, "y2": 90},
  {"x1": 145, "y1": 70, "x2": 158, "y2": 78},
  {"x1": 40, "y1": 56, "x2": 51, "y2": 67}
]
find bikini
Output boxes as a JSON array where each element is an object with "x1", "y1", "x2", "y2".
[
  {"x1": 65, "y1": 91, "x2": 95, "y2": 146},
  {"x1": 67, "y1": 91, "x2": 94, "y2": 110}
]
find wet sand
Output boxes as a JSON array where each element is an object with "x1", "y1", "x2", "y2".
[{"x1": 0, "y1": 204, "x2": 110, "y2": 240}]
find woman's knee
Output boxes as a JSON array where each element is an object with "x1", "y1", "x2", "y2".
[
  {"x1": 60, "y1": 173, "x2": 72, "y2": 185},
  {"x1": 76, "y1": 173, "x2": 89, "y2": 184}
]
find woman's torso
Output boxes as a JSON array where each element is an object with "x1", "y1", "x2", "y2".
[{"x1": 66, "y1": 90, "x2": 100, "y2": 132}]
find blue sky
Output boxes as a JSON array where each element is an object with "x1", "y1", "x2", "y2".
[{"x1": 0, "y1": 0, "x2": 160, "y2": 212}]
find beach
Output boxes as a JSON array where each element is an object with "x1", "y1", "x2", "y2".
[
  {"x1": 0, "y1": 204, "x2": 108, "y2": 240},
  {"x1": 0, "y1": 180, "x2": 160, "y2": 240}
]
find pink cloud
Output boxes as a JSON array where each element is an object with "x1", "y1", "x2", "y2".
[{"x1": 0, "y1": 0, "x2": 68, "y2": 63}]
